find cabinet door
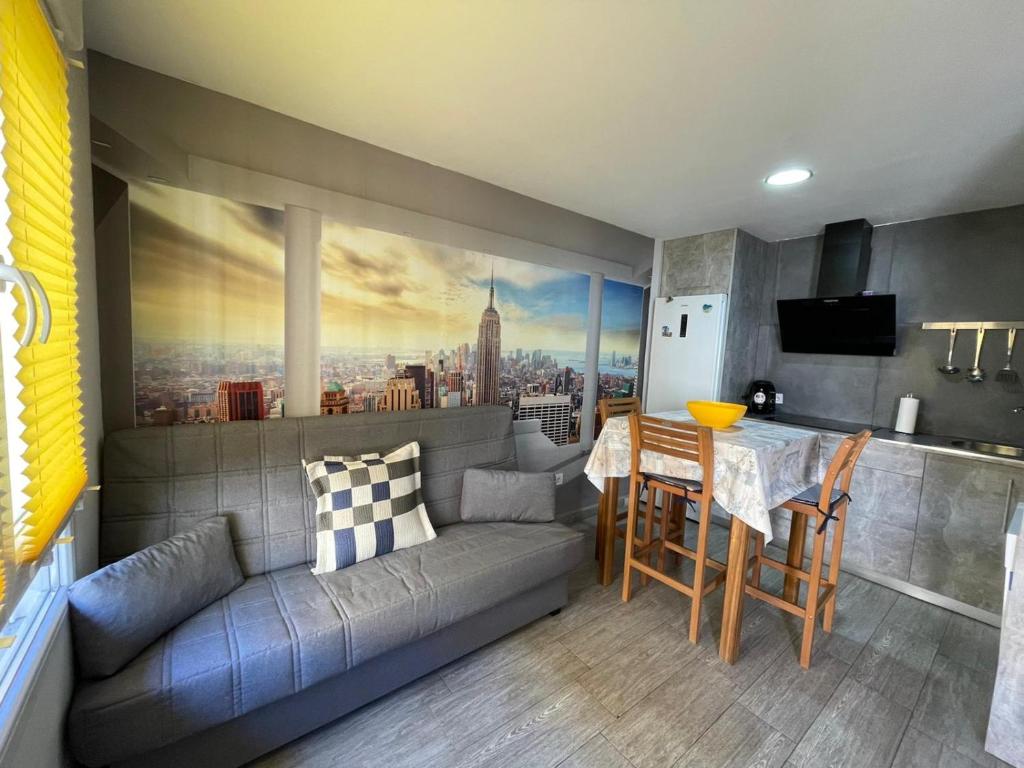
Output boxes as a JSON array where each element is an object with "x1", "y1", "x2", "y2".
[{"x1": 910, "y1": 454, "x2": 1024, "y2": 613}]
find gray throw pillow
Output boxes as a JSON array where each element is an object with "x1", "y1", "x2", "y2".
[
  {"x1": 68, "y1": 517, "x2": 243, "y2": 679},
  {"x1": 459, "y1": 469, "x2": 556, "y2": 523}
]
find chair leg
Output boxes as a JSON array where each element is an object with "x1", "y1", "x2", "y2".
[
  {"x1": 784, "y1": 510, "x2": 807, "y2": 604},
  {"x1": 688, "y1": 493, "x2": 713, "y2": 644},
  {"x1": 599, "y1": 477, "x2": 619, "y2": 587},
  {"x1": 621, "y1": 479, "x2": 641, "y2": 603},
  {"x1": 822, "y1": 502, "x2": 848, "y2": 633},
  {"x1": 656, "y1": 491, "x2": 672, "y2": 574},
  {"x1": 640, "y1": 487, "x2": 655, "y2": 586},
  {"x1": 594, "y1": 489, "x2": 605, "y2": 560},
  {"x1": 672, "y1": 496, "x2": 686, "y2": 567},
  {"x1": 800, "y1": 517, "x2": 828, "y2": 669},
  {"x1": 750, "y1": 532, "x2": 764, "y2": 589}
]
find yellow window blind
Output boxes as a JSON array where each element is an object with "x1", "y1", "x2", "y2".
[{"x1": 0, "y1": 0, "x2": 85, "y2": 587}]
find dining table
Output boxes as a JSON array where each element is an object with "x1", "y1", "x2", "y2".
[{"x1": 583, "y1": 410, "x2": 821, "y2": 664}]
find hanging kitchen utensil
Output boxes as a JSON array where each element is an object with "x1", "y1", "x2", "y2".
[
  {"x1": 937, "y1": 328, "x2": 960, "y2": 374},
  {"x1": 996, "y1": 328, "x2": 1019, "y2": 384},
  {"x1": 966, "y1": 328, "x2": 986, "y2": 382}
]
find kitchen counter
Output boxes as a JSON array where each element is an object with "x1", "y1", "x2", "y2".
[{"x1": 748, "y1": 412, "x2": 1024, "y2": 467}]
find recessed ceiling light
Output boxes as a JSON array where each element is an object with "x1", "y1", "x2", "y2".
[{"x1": 765, "y1": 168, "x2": 813, "y2": 186}]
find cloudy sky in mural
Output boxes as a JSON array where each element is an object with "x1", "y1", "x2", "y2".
[
  {"x1": 321, "y1": 220, "x2": 642, "y2": 356},
  {"x1": 129, "y1": 182, "x2": 284, "y2": 344},
  {"x1": 129, "y1": 184, "x2": 642, "y2": 359}
]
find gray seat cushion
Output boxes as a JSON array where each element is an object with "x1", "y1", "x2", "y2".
[
  {"x1": 644, "y1": 472, "x2": 703, "y2": 493},
  {"x1": 67, "y1": 521, "x2": 583, "y2": 767},
  {"x1": 790, "y1": 483, "x2": 845, "y2": 510}
]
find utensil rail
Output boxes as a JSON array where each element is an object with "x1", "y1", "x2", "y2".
[{"x1": 922, "y1": 322, "x2": 1024, "y2": 330}]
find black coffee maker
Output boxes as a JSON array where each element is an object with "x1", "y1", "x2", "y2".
[{"x1": 745, "y1": 380, "x2": 776, "y2": 416}]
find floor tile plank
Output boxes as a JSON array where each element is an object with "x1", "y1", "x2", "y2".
[
  {"x1": 603, "y1": 655, "x2": 742, "y2": 768},
  {"x1": 559, "y1": 585, "x2": 678, "y2": 667},
  {"x1": 739, "y1": 649, "x2": 850, "y2": 741},
  {"x1": 938, "y1": 614, "x2": 1001, "y2": 675},
  {"x1": 453, "y1": 683, "x2": 612, "y2": 768},
  {"x1": 556, "y1": 733, "x2": 633, "y2": 768},
  {"x1": 849, "y1": 621, "x2": 939, "y2": 709},
  {"x1": 578, "y1": 620, "x2": 704, "y2": 716},
  {"x1": 675, "y1": 702, "x2": 795, "y2": 768},
  {"x1": 431, "y1": 641, "x2": 589, "y2": 753},
  {"x1": 788, "y1": 678, "x2": 911, "y2": 768},
  {"x1": 910, "y1": 654, "x2": 1002, "y2": 768},
  {"x1": 884, "y1": 594, "x2": 953, "y2": 642}
]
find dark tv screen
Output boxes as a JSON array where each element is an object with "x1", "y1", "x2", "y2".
[{"x1": 777, "y1": 294, "x2": 896, "y2": 356}]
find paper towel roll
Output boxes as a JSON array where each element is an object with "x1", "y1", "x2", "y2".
[{"x1": 895, "y1": 394, "x2": 919, "y2": 434}]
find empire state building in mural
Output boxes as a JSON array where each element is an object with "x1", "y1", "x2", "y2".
[{"x1": 474, "y1": 267, "x2": 501, "y2": 405}]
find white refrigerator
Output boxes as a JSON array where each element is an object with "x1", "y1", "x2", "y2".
[{"x1": 644, "y1": 294, "x2": 729, "y2": 414}]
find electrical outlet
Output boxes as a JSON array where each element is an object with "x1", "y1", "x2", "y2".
[
  {"x1": 554, "y1": 472, "x2": 564, "y2": 486},
  {"x1": 775, "y1": 393, "x2": 784, "y2": 404}
]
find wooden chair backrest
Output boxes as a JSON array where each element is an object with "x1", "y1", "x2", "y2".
[
  {"x1": 628, "y1": 413, "x2": 714, "y2": 492},
  {"x1": 818, "y1": 430, "x2": 872, "y2": 510},
  {"x1": 598, "y1": 396, "x2": 641, "y2": 426}
]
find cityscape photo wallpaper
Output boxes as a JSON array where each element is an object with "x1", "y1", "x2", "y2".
[{"x1": 131, "y1": 183, "x2": 643, "y2": 445}]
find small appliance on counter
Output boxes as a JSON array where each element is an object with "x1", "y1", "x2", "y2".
[{"x1": 745, "y1": 380, "x2": 776, "y2": 416}]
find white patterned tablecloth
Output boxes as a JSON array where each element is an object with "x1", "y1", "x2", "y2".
[{"x1": 584, "y1": 410, "x2": 820, "y2": 542}]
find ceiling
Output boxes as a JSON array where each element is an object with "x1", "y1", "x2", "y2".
[{"x1": 84, "y1": 1, "x2": 1024, "y2": 241}]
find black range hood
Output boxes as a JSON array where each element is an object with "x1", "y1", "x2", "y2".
[
  {"x1": 776, "y1": 217, "x2": 896, "y2": 356},
  {"x1": 817, "y1": 218, "x2": 873, "y2": 297}
]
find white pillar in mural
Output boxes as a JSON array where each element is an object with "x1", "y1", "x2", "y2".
[
  {"x1": 284, "y1": 205, "x2": 322, "y2": 417},
  {"x1": 579, "y1": 272, "x2": 604, "y2": 451}
]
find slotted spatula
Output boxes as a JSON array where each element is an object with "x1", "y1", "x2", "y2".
[{"x1": 996, "y1": 328, "x2": 1018, "y2": 384}]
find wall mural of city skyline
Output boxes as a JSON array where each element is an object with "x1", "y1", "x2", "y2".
[{"x1": 130, "y1": 182, "x2": 644, "y2": 443}]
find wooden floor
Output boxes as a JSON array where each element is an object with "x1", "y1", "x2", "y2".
[{"x1": 249, "y1": 514, "x2": 1008, "y2": 768}]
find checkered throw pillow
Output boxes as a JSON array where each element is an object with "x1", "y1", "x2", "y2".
[{"x1": 305, "y1": 441, "x2": 436, "y2": 574}]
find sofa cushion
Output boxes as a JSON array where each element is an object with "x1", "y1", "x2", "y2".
[
  {"x1": 68, "y1": 517, "x2": 244, "y2": 679},
  {"x1": 306, "y1": 441, "x2": 436, "y2": 574},
  {"x1": 460, "y1": 469, "x2": 556, "y2": 523},
  {"x1": 67, "y1": 521, "x2": 584, "y2": 767}
]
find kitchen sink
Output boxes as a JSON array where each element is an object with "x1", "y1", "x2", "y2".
[{"x1": 950, "y1": 439, "x2": 1024, "y2": 459}]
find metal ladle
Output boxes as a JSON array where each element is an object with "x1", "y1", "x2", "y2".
[
  {"x1": 938, "y1": 328, "x2": 959, "y2": 374},
  {"x1": 967, "y1": 328, "x2": 986, "y2": 382}
]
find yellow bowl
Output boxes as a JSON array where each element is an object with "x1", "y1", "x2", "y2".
[{"x1": 686, "y1": 400, "x2": 747, "y2": 429}]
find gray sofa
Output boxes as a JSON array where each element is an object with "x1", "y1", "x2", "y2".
[{"x1": 67, "y1": 407, "x2": 584, "y2": 767}]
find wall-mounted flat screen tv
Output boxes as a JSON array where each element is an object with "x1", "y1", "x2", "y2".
[{"x1": 777, "y1": 294, "x2": 896, "y2": 356}]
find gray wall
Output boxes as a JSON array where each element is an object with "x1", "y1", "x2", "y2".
[
  {"x1": 659, "y1": 229, "x2": 736, "y2": 297},
  {"x1": 92, "y1": 167, "x2": 134, "y2": 434},
  {"x1": 753, "y1": 204, "x2": 1024, "y2": 443},
  {"x1": 721, "y1": 230, "x2": 773, "y2": 405},
  {"x1": 86, "y1": 52, "x2": 653, "y2": 272}
]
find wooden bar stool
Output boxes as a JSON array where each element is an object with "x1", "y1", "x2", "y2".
[
  {"x1": 621, "y1": 413, "x2": 726, "y2": 643},
  {"x1": 744, "y1": 429, "x2": 872, "y2": 668},
  {"x1": 595, "y1": 397, "x2": 642, "y2": 564}
]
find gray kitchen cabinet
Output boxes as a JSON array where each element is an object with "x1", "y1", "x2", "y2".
[{"x1": 910, "y1": 453, "x2": 1024, "y2": 613}]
